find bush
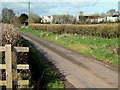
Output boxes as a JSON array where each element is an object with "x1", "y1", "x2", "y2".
[
  {"x1": 28, "y1": 24, "x2": 119, "y2": 38},
  {"x1": 1, "y1": 24, "x2": 22, "y2": 46},
  {"x1": 10, "y1": 16, "x2": 21, "y2": 27}
]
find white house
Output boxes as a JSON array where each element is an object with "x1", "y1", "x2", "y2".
[
  {"x1": 97, "y1": 14, "x2": 120, "y2": 23},
  {"x1": 76, "y1": 13, "x2": 120, "y2": 23},
  {"x1": 76, "y1": 14, "x2": 100, "y2": 21},
  {"x1": 93, "y1": 17, "x2": 119, "y2": 23},
  {"x1": 42, "y1": 15, "x2": 53, "y2": 24},
  {"x1": 106, "y1": 17, "x2": 119, "y2": 22}
]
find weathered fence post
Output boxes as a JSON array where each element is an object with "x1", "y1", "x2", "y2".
[
  {"x1": 12, "y1": 51, "x2": 17, "y2": 89},
  {"x1": 5, "y1": 44, "x2": 12, "y2": 88},
  {"x1": 0, "y1": 44, "x2": 29, "y2": 88}
]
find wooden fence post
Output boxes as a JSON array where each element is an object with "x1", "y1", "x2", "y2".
[
  {"x1": 0, "y1": 45, "x2": 29, "y2": 88},
  {"x1": 5, "y1": 44, "x2": 12, "y2": 88}
]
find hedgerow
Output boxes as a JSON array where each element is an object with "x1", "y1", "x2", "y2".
[{"x1": 28, "y1": 24, "x2": 119, "y2": 38}]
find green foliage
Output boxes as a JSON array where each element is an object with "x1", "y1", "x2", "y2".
[
  {"x1": 19, "y1": 13, "x2": 28, "y2": 24},
  {"x1": 24, "y1": 40, "x2": 64, "y2": 89},
  {"x1": 28, "y1": 24, "x2": 119, "y2": 38},
  {"x1": 20, "y1": 27, "x2": 119, "y2": 66}
]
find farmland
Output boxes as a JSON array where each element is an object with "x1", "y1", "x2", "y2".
[
  {"x1": 1, "y1": 1, "x2": 119, "y2": 88},
  {"x1": 0, "y1": 23, "x2": 118, "y2": 88},
  {"x1": 20, "y1": 24, "x2": 119, "y2": 66}
]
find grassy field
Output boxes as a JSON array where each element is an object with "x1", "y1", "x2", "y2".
[{"x1": 20, "y1": 28, "x2": 119, "y2": 66}]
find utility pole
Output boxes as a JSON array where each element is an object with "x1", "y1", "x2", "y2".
[
  {"x1": 18, "y1": 12, "x2": 19, "y2": 17},
  {"x1": 118, "y1": 1, "x2": 120, "y2": 15},
  {"x1": 28, "y1": 1, "x2": 30, "y2": 24}
]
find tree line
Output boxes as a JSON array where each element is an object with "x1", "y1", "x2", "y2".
[
  {"x1": 0, "y1": 8, "x2": 42, "y2": 26},
  {"x1": 0, "y1": 7, "x2": 119, "y2": 25}
]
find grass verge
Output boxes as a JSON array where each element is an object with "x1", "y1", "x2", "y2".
[
  {"x1": 20, "y1": 28, "x2": 119, "y2": 67},
  {"x1": 23, "y1": 40, "x2": 64, "y2": 89}
]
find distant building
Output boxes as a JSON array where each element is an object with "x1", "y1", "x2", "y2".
[
  {"x1": 42, "y1": 15, "x2": 53, "y2": 24},
  {"x1": 42, "y1": 14, "x2": 75, "y2": 24},
  {"x1": 106, "y1": 15, "x2": 120, "y2": 22},
  {"x1": 76, "y1": 14, "x2": 100, "y2": 21},
  {"x1": 76, "y1": 13, "x2": 120, "y2": 23}
]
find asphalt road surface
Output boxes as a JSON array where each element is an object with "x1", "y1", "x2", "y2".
[{"x1": 20, "y1": 31, "x2": 118, "y2": 88}]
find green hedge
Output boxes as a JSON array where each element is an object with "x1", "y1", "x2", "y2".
[{"x1": 28, "y1": 24, "x2": 119, "y2": 38}]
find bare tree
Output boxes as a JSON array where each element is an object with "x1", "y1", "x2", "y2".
[
  {"x1": 2, "y1": 8, "x2": 15, "y2": 23},
  {"x1": 101, "y1": 13, "x2": 107, "y2": 18},
  {"x1": 52, "y1": 14, "x2": 75, "y2": 24},
  {"x1": 107, "y1": 9, "x2": 116, "y2": 16},
  {"x1": 29, "y1": 13, "x2": 42, "y2": 23},
  {"x1": 79, "y1": 11, "x2": 83, "y2": 15}
]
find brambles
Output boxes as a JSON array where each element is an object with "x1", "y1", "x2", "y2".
[
  {"x1": 28, "y1": 24, "x2": 119, "y2": 38},
  {"x1": 1, "y1": 24, "x2": 23, "y2": 46}
]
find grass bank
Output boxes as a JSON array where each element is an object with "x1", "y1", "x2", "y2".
[
  {"x1": 23, "y1": 40, "x2": 64, "y2": 89},
  {"x1": 20, "y1": 28, "x2": 119, "y2": 66}
]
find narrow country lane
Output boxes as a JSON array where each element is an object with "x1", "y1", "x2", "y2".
[{"x1": 20, "y1": 31, "x2": 118, "y2": 88}]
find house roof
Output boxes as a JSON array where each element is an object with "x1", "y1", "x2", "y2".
[
  {"x1": 112, "y1": 14, "x2": 120, "y2": 17},
  {"x1": 52, "y1": 14, "x2": 72, "y2": 17},
  {"x1": 78, "y1": 14, "x2": 100, "y2": 17}
]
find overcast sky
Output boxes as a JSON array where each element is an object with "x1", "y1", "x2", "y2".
[{"x1": 0, "y1": 0, "x2": 119, "y2": 17}]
